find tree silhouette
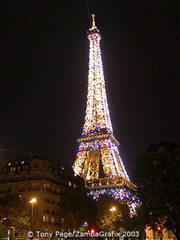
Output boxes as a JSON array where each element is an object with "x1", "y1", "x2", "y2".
[{"x1": 134, "y1": 142, "x2": 180, "y2": 240}]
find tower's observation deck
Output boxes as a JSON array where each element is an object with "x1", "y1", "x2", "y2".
[{"x1": 73, "y1": 14, "x2": 136, "y2": 192}]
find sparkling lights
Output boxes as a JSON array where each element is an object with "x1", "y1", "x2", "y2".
[
  {"x1": 73, "y1": 14, "x2": 129, "y2": 182},
  {"x1": 83, "y1": 31, "x2": 113, "y2": 135},
  {"x1": 73, "y1": 15, "x2": 140, "y2": 213},
  {"x1": 87, "y1": 186, "x2": 140, "y2": 215}
]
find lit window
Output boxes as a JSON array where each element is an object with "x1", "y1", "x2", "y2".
[
  {"x1": 10, "y1": 167, "x2": 16, "y2": 172},
  {"x1": 43, "y1": 216, "x2": 46, "y2": 222},
  {"x1": 168, "y1": 230, "x2": 174, "y2": 238},
  {"x1": 43, "y1": 183, "x2": 50, "y2": 189}
]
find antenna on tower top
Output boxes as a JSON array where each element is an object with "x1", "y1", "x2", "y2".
[
  {"x1": 91, "y1": 14, "x2": 96, "y2": 29},
  {"x1": 88, "y1": 13, "x2": 100, "y2": 34}
]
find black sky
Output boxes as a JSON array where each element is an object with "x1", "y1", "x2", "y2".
[{"x1": 1, "y1": 0, "x2": 179, "y2": 179}]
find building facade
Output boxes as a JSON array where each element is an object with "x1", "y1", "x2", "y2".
[
  {"x1": 0, "y1": 155, "x2": 86, "y2": 233},
  {"x1": 146, "y1": 227, "x2": 175, "y2": 240}
]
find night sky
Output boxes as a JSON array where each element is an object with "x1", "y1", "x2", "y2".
[{"x1": 1, "y1": 0, "x2": 179, "y2": 179}]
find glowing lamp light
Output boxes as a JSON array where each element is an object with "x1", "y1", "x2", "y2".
[
  {"x1": 90, "y1": 228, "x2": 95, "y2": 234},
  {"x1": 157, "y1": 226, "x2": 163, "y2": 232},
  {"x1": 29, "y1": 198, "x2": 37, "y2": 204},
  {"x1": 110, "y1": 206, "x2": 116, "y2": 212}
]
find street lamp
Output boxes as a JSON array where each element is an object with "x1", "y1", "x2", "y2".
[
  {"x1": 109, "y1": 207, "x2": 117, "y2": 240},
  {"x1": 29, "y1": 198, "x2": 37, "y2": 221},
  {"x1": 110, "y1": 207, "x2": 116, "y2": 212},
  {"x1": 110, "y1": 206, "x2": 117, "y2": 218}
]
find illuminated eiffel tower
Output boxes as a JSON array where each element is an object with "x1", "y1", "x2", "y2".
[{"x1": 73, "y1": 15, "x2": 137, "y2": 211}]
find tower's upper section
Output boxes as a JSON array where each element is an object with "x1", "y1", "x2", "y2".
[{"x1": 82, "y1": 14, "x2": 113, "y2": 136}]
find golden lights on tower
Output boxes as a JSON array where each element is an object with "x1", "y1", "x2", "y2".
[{"x1": 73, "y1": 14, "x2": 129, "y2": 182}]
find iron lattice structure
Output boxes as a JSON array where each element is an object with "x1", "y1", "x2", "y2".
[{"x1": 73, "y1": 15, "x2": 137, "y2": 206}]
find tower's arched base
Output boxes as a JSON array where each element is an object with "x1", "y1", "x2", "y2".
[{"x1": 86, "y1": 177, "x2": 140, "y2": 215}]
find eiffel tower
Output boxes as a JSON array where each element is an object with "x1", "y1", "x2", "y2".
[{"x1": 73, "y1": 15, "x2": 137, "y2": 211}]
